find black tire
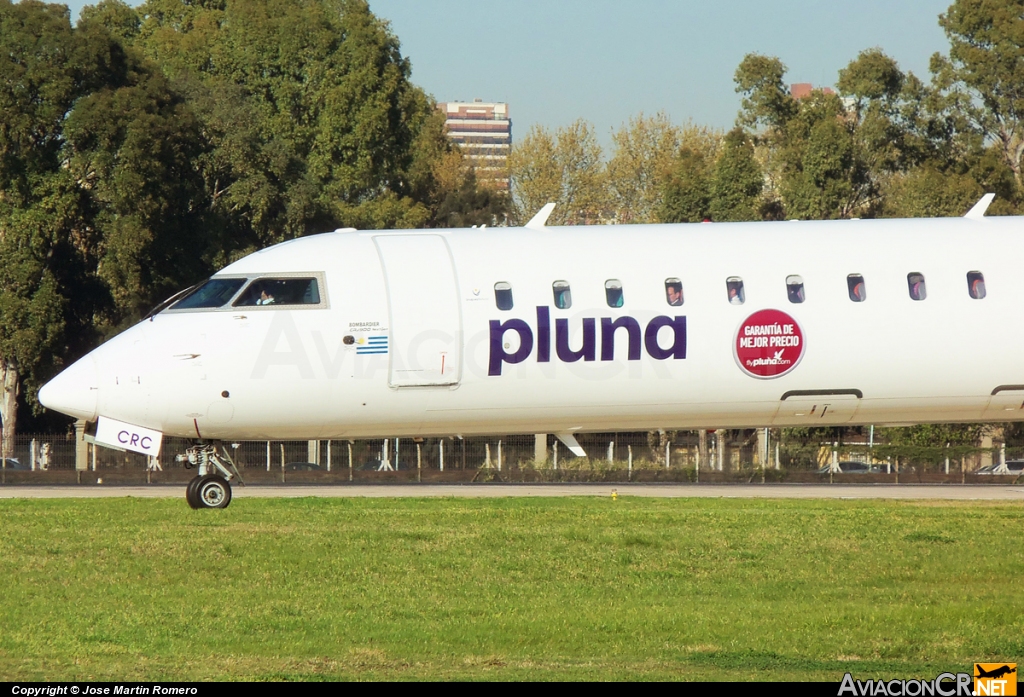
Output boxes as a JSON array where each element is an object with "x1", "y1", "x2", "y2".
[
  {"x1": 185, "y1": 475, "x2": 203, "y2": 509},
  {"x1": 195, "y1": 475, "x2": 232, "y2": 509}
]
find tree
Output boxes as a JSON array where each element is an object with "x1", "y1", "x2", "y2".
[
  {"x1": 735, "y1": 53, "x2": 874, "y2": 219},
  {"x1": 0, "y1": 0, "x2": 214, "y2": 452},
  {"x1": 734, "y1": 54, "x2": 797, "y2": 131},
  {"x1": 658, "y1": 147, "x2": 712, "y2": 223},
  {"x1": 433, "y1": 167, "x2": 507, "y2": 228},
  {"x1": 508, "y1": 120, "x2": 607, "y2": 226},
  {"x1": 61, "y1": 38, "x2": 210, "y2": 321},
  {"x1": 130, "y1": 0, "x2": 447, "y2": 252},
  {"x1": 709, "y1": 127, "x2": 763, "y2": 221},
  {"x1": 933, "y1": 0, "x2": 1024, "y2": 188},
  {"x1": 606, "y1": 113, "x2": 680, "y2": 223}
]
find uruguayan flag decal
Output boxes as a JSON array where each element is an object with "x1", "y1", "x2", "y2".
[{"x1": 356, "y1": 335, "x2": 389, "y2": 355}]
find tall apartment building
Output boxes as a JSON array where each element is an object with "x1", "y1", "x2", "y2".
[{"x1": 438, "y1": 100, "x2": 511, "y2": 190}]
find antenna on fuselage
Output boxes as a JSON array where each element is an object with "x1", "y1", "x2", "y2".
[
  {"x1": 965, "y1": 193, "x2": 995, "y2": 220},
  {"x1": 525, "y1": 202, "x2": 556, "y2": 230}
]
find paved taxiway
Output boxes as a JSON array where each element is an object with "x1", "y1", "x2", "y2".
[{"x1": 0, "y1": 484, "x2": 1022, "y2": 500}]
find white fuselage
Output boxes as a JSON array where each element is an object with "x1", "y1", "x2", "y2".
[{"x1": 38, "y1": 216, "x2": 1024, "y2": 441}]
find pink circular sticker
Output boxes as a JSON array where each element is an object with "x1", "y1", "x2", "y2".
[{"x1": 735, "y1": 309, "x2": 805, "y2": 378}]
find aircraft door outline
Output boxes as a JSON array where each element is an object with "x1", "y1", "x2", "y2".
[
  {"x1": 772, "y1": 388, "x2": 863, "y2": 426},
  {"x1": 374, "y1": 235, "x2": 463, "y2": 388}
]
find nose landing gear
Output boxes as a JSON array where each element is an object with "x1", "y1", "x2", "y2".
[{"x1": 178, "y1": 443, "x2": 243, "y2": 509}]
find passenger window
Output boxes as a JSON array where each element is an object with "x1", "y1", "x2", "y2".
[
  {"x1": 234, "y1": 278, "x2": 321, "y2": 307},
  {"x1": 605, "y1": 279, "x2": 624, "y2": 308},
  {"x1": 494, "y1": 282, "x2": 514, "y2": 311},
  {"x1": 665, "y1": 278, "x2": 683, "y2": 306},
  {"x1": 907, "y1": 273, "x2": 927, "y2": 301},
  {"x1": 170, "y1": 278, "x2": 246, "y2": 310},
  {"x1": 786, "y1": 275, "x2": 805, "y2": 304},
  {"x1": 552, "y1": 281, "x2": 572, "y2": 309},
  {"x1": 847, "y1": 274, "x2": 866, "y2": 302},
  {"x1": 726, "y1": 277, "x2": 745, "y2": 305},
  {"x1": 967, "y1": 271, "x2": 986, "y2": 299}
]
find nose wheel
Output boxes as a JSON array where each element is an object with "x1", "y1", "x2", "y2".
[
  {"x1": 180, "y1": 442, "x2": 243, "y2": 509},
  {"x1": 187, "y1": 474, "x2": 232, "y2": 509}
]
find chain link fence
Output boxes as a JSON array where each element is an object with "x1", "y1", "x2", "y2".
[{"x1": 3, "y1": 428, "x2": 1022, "y2": 485}]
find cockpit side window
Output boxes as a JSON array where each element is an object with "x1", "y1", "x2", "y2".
[
  {"x1": 234, "y1": 278, "x2": 321, "y2": 307},
  {"x1": 170, "y1": 278, "x2": 246, "y2": 310}
]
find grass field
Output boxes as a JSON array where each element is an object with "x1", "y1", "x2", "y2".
[{"x1": 0, "y1": 496, "x2": 1021, "y2": 681}]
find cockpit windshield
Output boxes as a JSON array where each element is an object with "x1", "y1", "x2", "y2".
[
  {"x1": 233, "y1": 278, "x2": 321, "y2": 307},
  {"x1": 169, "y1": 278, "x2": 246, "y2": 310}
]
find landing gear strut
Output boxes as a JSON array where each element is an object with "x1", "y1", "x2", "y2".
[{"x1": 178, "y1": 442, "x2": 243, "y2": 509}]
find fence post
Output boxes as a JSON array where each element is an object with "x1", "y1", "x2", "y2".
[
  {"x1": 280, "y1": 443, "x2": 285, "y2": 483},
  {"x1": 327, "y1": 440, "x2": 331, "y2": 472},
  {"x1": 348, "y1": 441, "x2": 353, "y2": 482},
  {"x1": 440, "y1": 439, "x2": 444, "y2": 472},
  {"x1": 945, "y1": 442, "x2": 950, "y2": 475},
  {"x1": 266, "y1": 441, "x2": 271, "y2": 472},
  {"x1": 534, "y1": 434, "x2": 547, "y2": 467},
  {"x1": 627, "y1": 445, "x2": 632, "y2": 480},
  {"x1": 665, "y1": 440, "x2": 670, "y2": 470},
  {"x1": 761, "y1": 428, "x2": 767, "y2": 484},
  {"x1": 417, "y1": 442, "x2": 422, "y2": 483},
  {"x1": 497, "y1": 440, "x2": 502, "y2": 472},
  {"x1": 485, "y1": 443, "x2": 491, "y2": 469},
  {"x1": 553, "y1": 440, "x2": 558, "y2": 470}
]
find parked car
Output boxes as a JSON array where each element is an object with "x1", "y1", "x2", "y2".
[
  {"x1": 284, "y1": 462, "x2": 323, "y2": 472},
  {"x1": 817, "y1": 461, "x2": 882, "y2": 474},
  {"x1": 1, "y1": 458, "x2": 28, "y2": 470},
  {"x1": 974, "y1": 459, "x2": 1024, "y2": 475}
]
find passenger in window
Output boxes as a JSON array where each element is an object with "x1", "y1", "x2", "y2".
[
  {"x1": 665, "y1": 279, "x2": 683, "y2": 306},
  {"x1": 552, "y1": 281, "x2": 572, "y2": 309},
  {"x1": 847, "y1": 274, "x2": 866, "y2": 302},
  {"x1": 726, "y1": 278, "x2": 745, "y2": 305},
  {"x1": 967, "y1": 271, "x2": 986, "y2": 299},
  {"x1": 258, "y1": 289, "x2": 275, "y2": 305},
  {"x1": 907, "y1": 273, "x2": 927, "y2": 301},
  {"x1": 786, "y1": 275, "x2": 805, "y2": 304},
  {"x1": 605, "y1": 280, "x2": 624, "y2": 308}
]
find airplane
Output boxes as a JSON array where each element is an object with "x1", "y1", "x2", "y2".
[
  {"x1": 37, "y1": 194, "x2": 1024, "y2": 508},
  {"x1": 975, "y1": 665, "x2": 1016, "y2": 680}
]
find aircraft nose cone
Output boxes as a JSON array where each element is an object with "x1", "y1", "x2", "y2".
[{"x1": 38, "y1": 355, "x2": 99, "y2": 421}]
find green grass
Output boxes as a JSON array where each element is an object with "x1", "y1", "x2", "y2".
[{"x1": 0, "y1": 496, "x2": 1021, "y2": 680}]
